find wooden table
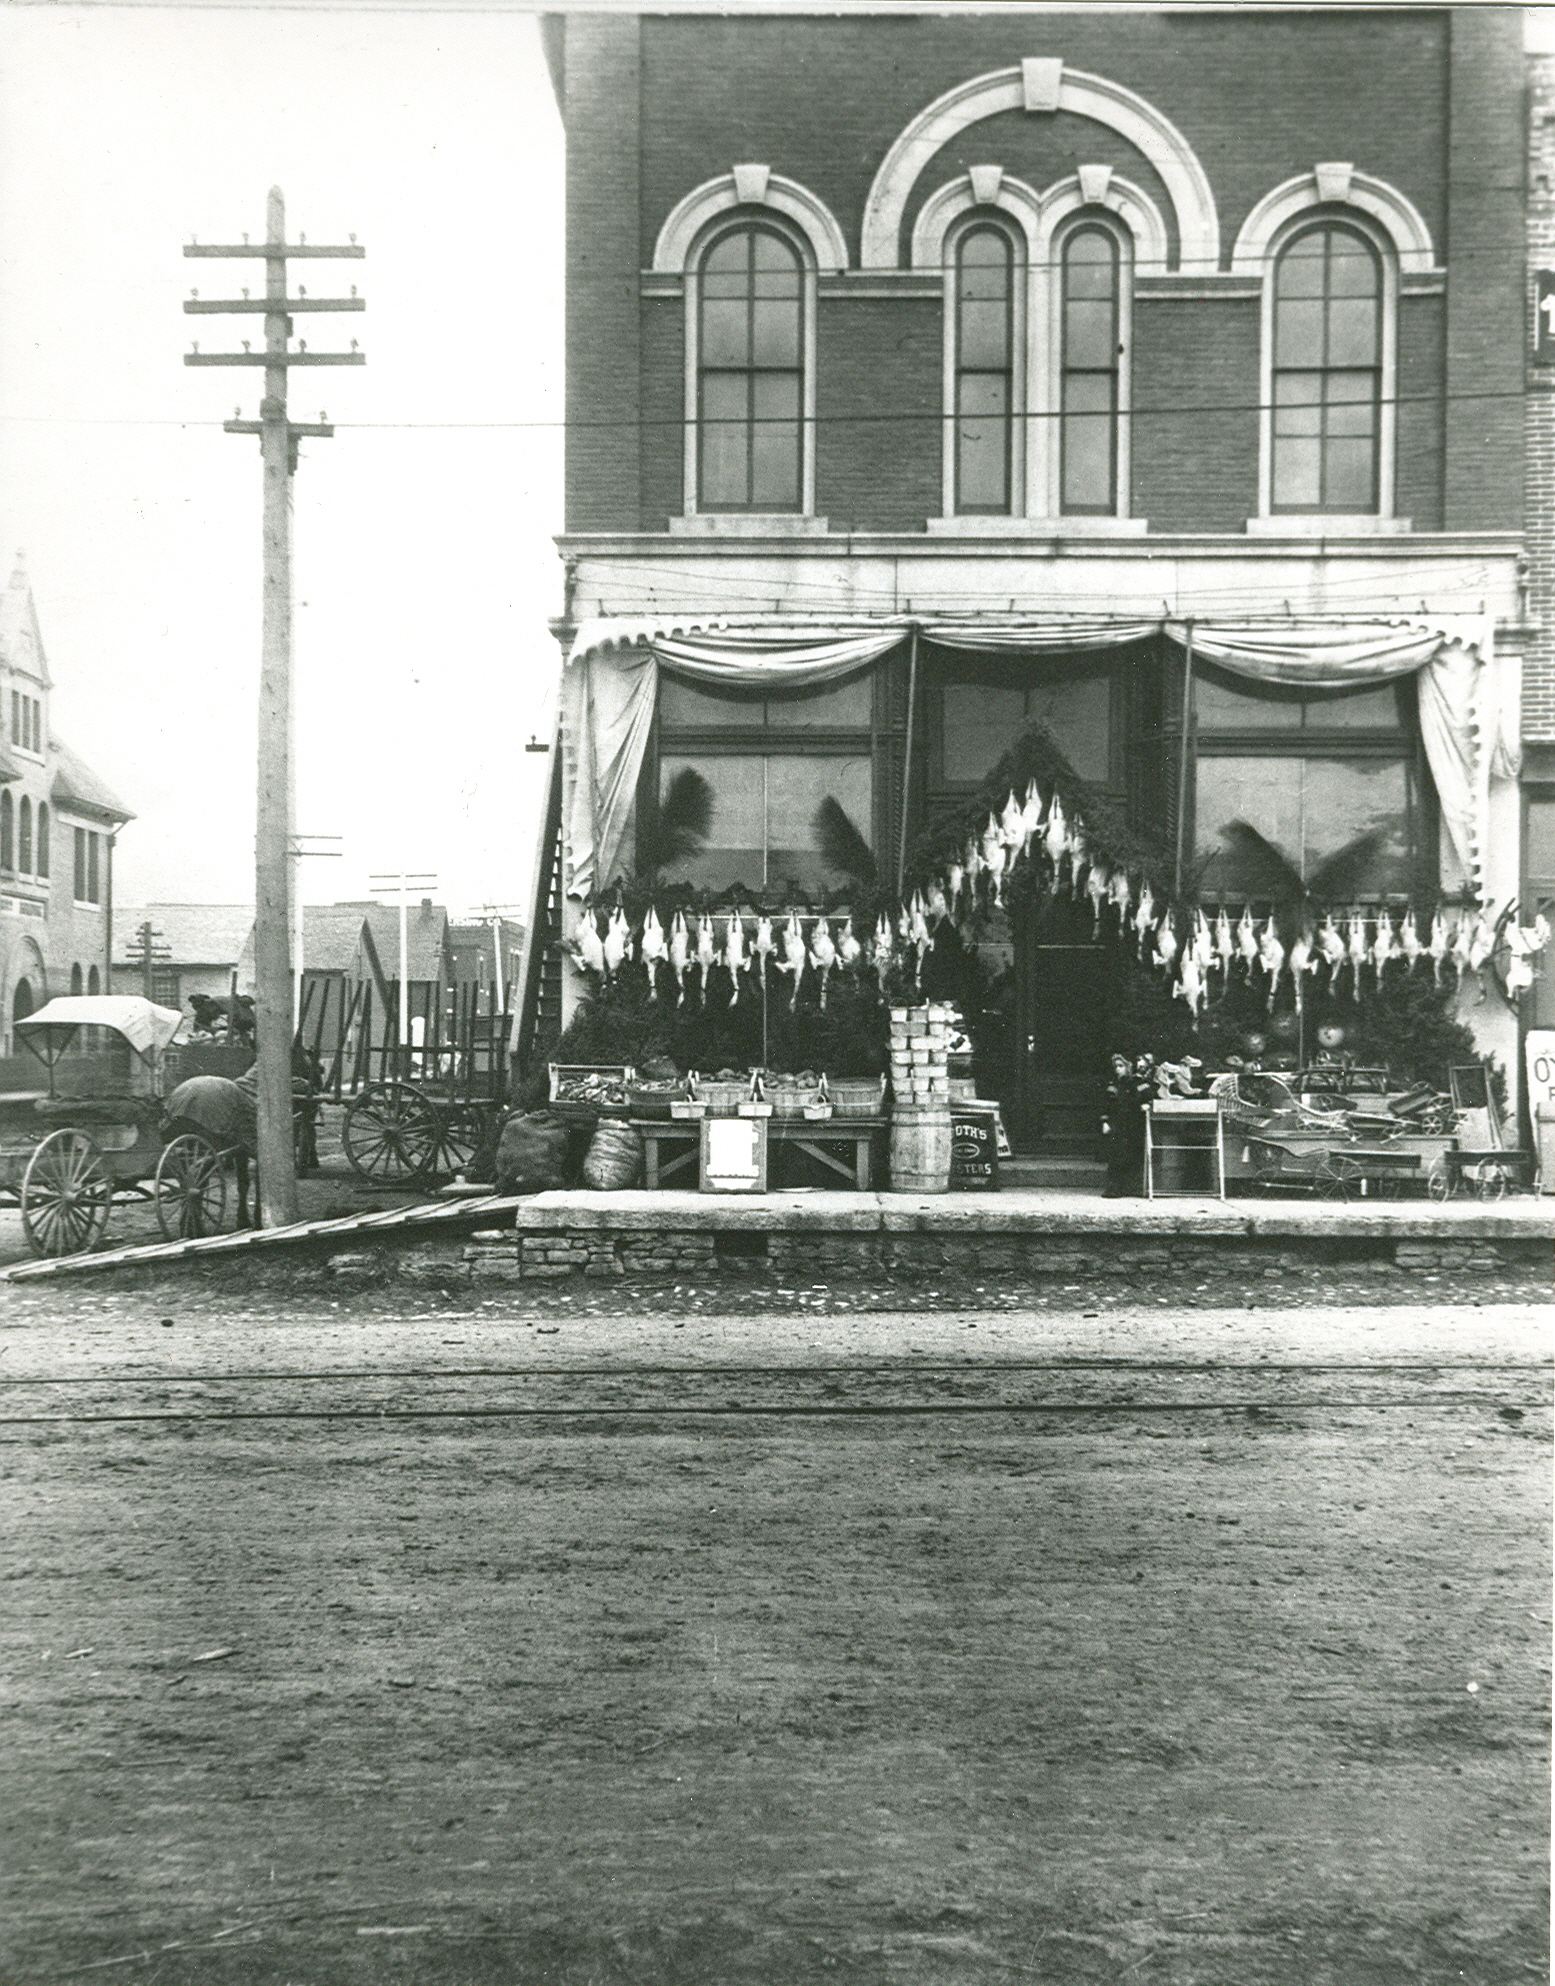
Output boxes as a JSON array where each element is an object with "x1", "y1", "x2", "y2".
[{"x1": 632, "y1": 1117, "x2": 887, "y2": 1191}]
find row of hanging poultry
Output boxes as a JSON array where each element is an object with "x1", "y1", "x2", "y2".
[{"x1": 572, "y1": 781, "x2": 1550, "y2": 1017}]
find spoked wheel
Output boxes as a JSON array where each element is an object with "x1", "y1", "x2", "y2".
[
  {"x1": 1317, "y1": 1153, "x2": 1357, "y2": 1202},
  {"x1": 1426, "y1": 1161, "x2": 1454, "y2": 1203},
  {"x1": 427, "y1": 1101, "x2": 488, "y2": 1183},
  {"x1": 1468, "y1": 1161, "x2": 1509, "y2": 1203},
  {"x1": 342, "y1": 1081, "x2": 441, "y2": 1185},
  {"x1": 154, "y1": 1133, "x2": 230, "y2": 1239},
  {"x1": 21, "y1": 1130, "x2": 113, "y2": 1257}
]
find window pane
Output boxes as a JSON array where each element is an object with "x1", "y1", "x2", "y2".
[
  {"x1": 701, "y1": 298, "x2": 748, "y2": 367},
  {"x1": 753, "y1": 230, "x2": 799, "y2": 281},
  {"x1": 1273, "y1": 372, "x2": 1322, "y2": 437},
  {"x1": 1195, "y1": 754, "x2": 1410, "y2": 893},
  {"x1": 750, "y1": 372, "x2": 800, "y2": 507},
  {"x1": 766, "y1": 755, "x2": 873, "y2": 892},
  {"x1": 1276, "y1": 232, "x2": 1327, "y2": 296},
  {"x1": 704, "y1": 233, "x2": 748, "y2": 280},
  {"x1": 1194, "y1": 673, "x2": 1304, "y2": 730},
  {"x1": 943, "y1": 684, "x2": 1029, "y2": 783},
  {"x1": 957, "y1": 374, "x2": 1009, "y2": 511},
  {"x1": 658, "y1": 753, "x2": 873, "y2": 894},
  {"x1": 700, "y1": 373, "x2": 749, "y2": 507},
  {"x1": 1527, "y1": 797, "x2": 1555, "y2": 877},
  {"x1": 1327, "y1": 296, "x2": 1378, "y2": 367},
  {"x1": 751, "y1": 297, "x2": 798, "y2": 366},
  {"x1": 1274, "y1": 297, "x2": 1324, "y2": 367},
  {"x1": 959, "y1": 301, "x2": 1009, "y2": 369},
  {"x1": 1272, "y1": 435, "x2": 1322, "y2": 510},
  {"x1": 1302, "y1": 682, "x2": 1403, "y2": 728},
  {"x1": 658, "y1": 678, "x2": 766, "y2": 728},
  {"x1": 1064, "y1": 229, "x2": 1115, "y2": 296},
  {"x1": 1328, "y1": 231, "x2": 1379, "y2": 298},
  {"x1": 659, "y1": 755, "x2": 766, "y2": 890},
  {"x1": 1064, "y1": 298, "x2": 1114, "y2": 369},
  {"x1": 1324, "y1": 438, "x2": 1376, "y2": 509},
  {"x1": 774, "y1": 673, "x2": 874, "y2": 728},
  {"x1": 1062, "y1": 373, "x2": 1113, "y2": 512}
]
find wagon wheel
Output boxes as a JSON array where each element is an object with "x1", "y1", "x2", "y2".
[
  {"x1": 154, "y1": 1133, "x2": 230, "y2": 1240},
  {"x1": 21, "y1": 1130, "x2": 113, "y2": 1257},
  {"x1": 1426, "y1": 1160, "x2": 1454, "y2": 1203},
  {"x1": 1316, "y1": 1152, "x2": 1357, "y2": 1202},
  {"x1": 1467, "y1": 1160, "x2": 1508, "y2": 1203},
  {"x1": 427, "y1": 1101, "x2": 487, "y2": 1183},
  {"x1": 342, "y1": 1081, "x2": 441, "y2": 1184}
]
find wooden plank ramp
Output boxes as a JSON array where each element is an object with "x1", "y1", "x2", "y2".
[{"x1": 0, "y1": 1194, "x2": 523, "y2": 1282}]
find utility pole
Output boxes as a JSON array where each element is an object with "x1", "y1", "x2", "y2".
[
  {"x1": 131, "y1": 919, "x2": 170, "y2": 1002},
  {"x1": 184, "y1": 189, "x2": 363, "y2": 1225}
]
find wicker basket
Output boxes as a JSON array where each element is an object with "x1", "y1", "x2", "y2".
[
  {"x1": 827, "y1": 1076, "x2": 886, "y2": 1119},
  {"x1": 761, "y1": 1077, "x2": 824, "y2": 1119},
  {"x1": 628, "y1": 1081, "x2": 685, "y2": 1120},
  {"x1": 691, "y1": 1074, "x2": 751, "y2": 1116}
]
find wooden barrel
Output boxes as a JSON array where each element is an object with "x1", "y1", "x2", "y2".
[{"x1": 889, "y1": 1103, "x2": 952, "y2": 1193}]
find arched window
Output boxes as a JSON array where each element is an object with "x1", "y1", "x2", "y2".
[
  {"x1": 12, "y1": 979, "x2": 32, "y2": 1026},
  {"x1": 1060, "y1": 227, "x2": 1120, "y2": 514},
  {"x1": 87, "y1": 964, "x2": 100, "y2": 996},
  {"x1": 18, "y1": 797, "x2": 32, "y2": 875},
  {"x1": 1, "y1": 792, "x2": 13, "y2": 871},
  {"x1": 70, "y1": 963, "x2": 82, "y2": 996},
  {"x1": 697, "y1": 225, "x2": 804, "y2": 512},
  {"x1": 36, "y1": 803, "x2": 48, "y2": 878},
  {"x1": 1271, "y1": 223, "x2": 1381, "y2": 513},
  {"x1": 954, "y1": 226, "x2": 1015, "y2": 514}
]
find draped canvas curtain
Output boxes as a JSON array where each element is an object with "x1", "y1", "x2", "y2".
[{"x1": 561, "y1": 614, "x2": 1494, "y2": 899}]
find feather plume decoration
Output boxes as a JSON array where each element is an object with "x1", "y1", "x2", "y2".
[
  {"x1": 813, "y1": 796, "x2": 877, "y2": 887},
  {"x1": 640, "y1": 768, "x2": 713, "y2": 873}
]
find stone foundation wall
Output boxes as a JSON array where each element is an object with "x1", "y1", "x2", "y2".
[{"x1": 452, "y1": 1228, "x2": 1544, "y2": 1286}]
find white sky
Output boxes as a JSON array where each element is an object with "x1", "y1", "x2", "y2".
[{"x1": 0, "y1": 3, "x2": 565, "y2": 920}]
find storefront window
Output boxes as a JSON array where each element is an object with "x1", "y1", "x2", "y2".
[
  {"x1": 940, "y1": 672, "x2": 1111, "y2": 787},
  {"x1": 1192, "y1": 669, "x2": 1419, "y2": 898},
  {"x1": 657, "y1": 672, "x2": 873, "y2": 731},
  {"x1": 657, "y1": 752, "x2": 873, "y2": 893}
]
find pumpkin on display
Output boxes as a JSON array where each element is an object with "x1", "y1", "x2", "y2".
[
  {"x1": 1240, "y1": 1031, "x2": 1268, "y2": 1058},
  {"x1": 1316, "y1": 1023, "x2": 1347, "y2": 1050},
  {"x1": 1269, "y1": 1010, "x2": 1299, "y2": 1041}
]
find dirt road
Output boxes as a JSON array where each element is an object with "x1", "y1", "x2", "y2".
[{"x1": 1, "y1": 1295, "x2": 1548, "y2": 1984}]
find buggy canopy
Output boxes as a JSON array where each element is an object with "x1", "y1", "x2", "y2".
[{"x1": 16, "y1": 996, "x2": 182, "y2": 1060}]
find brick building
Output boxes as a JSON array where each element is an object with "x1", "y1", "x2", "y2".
[
  {"x1": 531, "y1": 6, "x2": 1533, "y2": 1149},
  {"x1": 0, "y1": 558, "x2": 132, "y2": 1057}
]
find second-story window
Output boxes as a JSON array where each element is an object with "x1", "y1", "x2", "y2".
[
  {"x1": 1060, "y1": 226, "x2": 1120, "y2": 514},
  {"x1": 18, "y1": 797, "x2": 32, "y2": 875},
  {"x1": 954, "y1": 226, "x2": 1015, "y2": 514},
  {"x1": 36, "y1": 802, "x2": 48, "y2": 879},
  {"x1": 698, "y1": 226, "x2": 803, "y2": 512},
  {"x1": 0, "y1": 792, "x2": 11, "y2": 871},
  {"x1": 1272, "y1": 223, "x2": 1381, "y2": 512}
]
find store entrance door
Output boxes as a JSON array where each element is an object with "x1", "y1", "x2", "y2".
[{"x1": 1015, "y1": 897, "x2": 1108, "y2": 1155}]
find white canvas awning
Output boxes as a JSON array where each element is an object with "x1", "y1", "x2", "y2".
[{"x1": 561, "y1": 613, "x2": 1496, "y2": 898}]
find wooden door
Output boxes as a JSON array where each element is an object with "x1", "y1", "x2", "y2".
[{"x1": 1014, "y1": 896, "x2": 1109, "y2": 1155}]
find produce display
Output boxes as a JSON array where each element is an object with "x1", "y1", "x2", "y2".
[{"x1": 549, "y1": 1064, "x2": 633, "y2": 1110}]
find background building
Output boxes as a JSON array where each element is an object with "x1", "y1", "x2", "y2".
[{"x1": 0, "y1": 558, "x2": 132, "y2": 1062}]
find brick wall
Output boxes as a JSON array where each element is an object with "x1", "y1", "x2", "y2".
[
  {"x1": 1130, "y1": 299, "x2": 1257, "y2": 531},
  {"x1": 1527, "y1": 53, "x2": 1555, "y2": 741},
  {"x1": 557, "y1": 8, "x2": 1523, "y2": 540}
]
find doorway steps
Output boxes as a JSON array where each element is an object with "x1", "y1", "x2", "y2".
[{"x1": 1001, "y1": 1153, "x2": 1108, "y2": 1192}]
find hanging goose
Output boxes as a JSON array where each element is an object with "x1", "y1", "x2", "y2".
[
  {"x1": 1235, "y1": 905, "x2": 1259, "y2": 975},
  {"x1": 669, "y1": 910, "x2": 691, "y2": 1006},
  {"x1": 944, "y1": 857, "x2": 964, "y2": 919},
  {"x1": 576, "y1": 910, "x2": 606, "y2": 978},
  {"x1": 1369, "y1": 911, "x2": 1400, "y2": 983},
  {"x1": 1428, "y1": 907, "x2": 1451, "y2": 985},
  {"x1": 811, "y1": 915, "x2": 838, "y2": 1009},
  {"x1": 1399, "y1": 909, "x2": 1424, "y2": 974},
  {"x1": 1019, "y1": 780, "x2": 1044, "y2": 863},
  {"x1": 1257, "y1": 917, "x2": 1287, "y2": 1011},
  {"x1": 981, "y1": 816, "x2": 1008, "y2": 907},
  {"x1": 779, "y1": 911, "x2": 808, "y2": 1011},
  {"x1": 1175, "y1": 954, "x2": 1207, "y2": 1019},
  {"x1": 1213, "y1": 908, "x2": 1235, "y2": 982},
  {"x1": 1133, "y1": 882, "x2": 1157, "y2": 957},
  {"x1": 639, "y1": 905, "x2": 668, "y2": 1000},
  {"x1": 1345, "y1": 910, "x2": 1368, "y2": 1001},
  {"x1": 872, "y1": 912, "x2": 896, "y2": 997},
  {"x1": 723, "y1": 911, "x2": 746, "y2": 1007},
  {"x1": 602, "y1": 905, "x2": 630, "y2": 981},
  {"x1": 1108, "y1": 867, "x2": 1133, "y2": 927},
  {"x1": 837, "y1": 915, "x2": 862, "y2": 972},
  {"x1": 694, "y1": 911, "x2": 717, "y2": 1004},
  {"x1": 1085, "y1": 858, "x2": 1111, "y2": 937},
  {"x1": 1154, "y1": 912, "x2": 1179, "y2": 973},
  {"x1": 752, "y1": 914, "x2": 776, "y2": 1004},
  {"x1": 1288, "y1": 928, "x2": 1314, "y2": 1009},
  {"x1": 1191, "y1": 908, "x2": 1215, "y2": 971}
]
